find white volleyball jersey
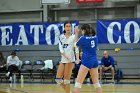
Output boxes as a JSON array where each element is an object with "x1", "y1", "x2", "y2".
[
  {"x1": 7, "y1": 55, "x2": 20, "y2": 66},
  {"x1": 59, "y1": 34, "x2": 79, "y2": 63}
]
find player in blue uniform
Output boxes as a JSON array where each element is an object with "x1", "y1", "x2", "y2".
[{"x1": 73, "y1": 24, "x2": 102, "y2": 93}]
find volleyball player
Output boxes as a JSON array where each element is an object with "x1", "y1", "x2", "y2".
[
  {"x1": 73, "y1": 24, "x2": 102, "y2": 93},
  {"x1": 55, "y1": 21, "x2": 79, "y2": 93}
]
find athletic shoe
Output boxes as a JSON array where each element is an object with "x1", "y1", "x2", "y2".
[
  {"x1": 9, "y1": 76, "x2": 13, "y2": 83},
  {"x1": 99, "y1": 81, "x2": 103, "y2": 84},
  {"x1": 86, "y1": 78, "x2": 90, "y2": 85},
  {"x1": 112, "y1": 79, "x2": 115, "y2": 84}
]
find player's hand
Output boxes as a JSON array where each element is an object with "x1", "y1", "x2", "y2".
[
  {"x1": 75, "y1": 59, "x2": 81, "y2": 64},
  {"x1": 67, "y1": 59, "x2": 71, "y2": 63},
  {"x1": 65, "y1": 56, "x2": 71, "y2": 63},
  {"x1": 104, "y1": 67, "x2": 108, "y2": 71},
  {"x1": 74, "y1": 26, "x2": 79, "y2": 34}
]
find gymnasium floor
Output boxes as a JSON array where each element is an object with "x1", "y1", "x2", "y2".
[{"x1": 0, "y1": 80, "x2": 140, "y2": 93}]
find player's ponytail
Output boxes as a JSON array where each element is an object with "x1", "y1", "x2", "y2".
[
  {"x1": 81, "y1": 24, "x2": 96, "y2": 36},
  {"x1": 81, "y1": 24, "x2": 90, "y2": 36},
  {"x1": 90, "y1": 27, "x2": 96, "y2": 36}
]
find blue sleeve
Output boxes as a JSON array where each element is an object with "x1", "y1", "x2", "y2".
[
  {"x1": 110, "y1": 56, "x2": 114, "y2": 66},
  {"x1": 101, "y1": 57, "x2": 104, "y2": 66},
  {"x1": 76, "y1": 36, "x2": 84, "y2": 46}
]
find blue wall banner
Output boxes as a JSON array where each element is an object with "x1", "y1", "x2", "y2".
[
  {"x1": 97, "y1": 18, "x2": 140, "y2": 44},
  {"x1": 0, "y1": 21, "x2": 78, "y2": 46}
]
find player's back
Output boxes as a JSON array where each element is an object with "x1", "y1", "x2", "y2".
[{"x1": 81, "y1": 36, "x2": 98, "y2": 56}]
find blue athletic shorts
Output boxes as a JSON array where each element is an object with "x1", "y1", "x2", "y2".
[{"x1": 81, "y1": 55, "x2": 98, "y2": 69}]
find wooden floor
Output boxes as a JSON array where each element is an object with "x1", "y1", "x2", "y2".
[{"x1": 0, "y1": 83, "x2": 140, "y2": 93}]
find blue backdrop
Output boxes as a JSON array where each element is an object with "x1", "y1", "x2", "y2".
[
  {"x1": 97, "y1": 18, "x2": 140, "y2": 44},
  {"x1": 0, "y1": 21, "x2": 79, "y2": 46}
]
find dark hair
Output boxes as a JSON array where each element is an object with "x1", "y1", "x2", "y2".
[
  {"x1": 90, "y1": 27, "x2": 96, "y2": 36},
  {"x1": 81, "y1": 24, "x2": 91, "y2": 36},
  {"x1": 81, "y1": 24, "x2": 96, "y2": 36},
  {"x1": 11, "y1": 51, "x2": 16, "y2": 56},
  {"x1": 0, "y1": 51, "x2": 4, "y2": 60},
  {"x1": 63, "y1": 21, "x2": 72, "y2": 33}
]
